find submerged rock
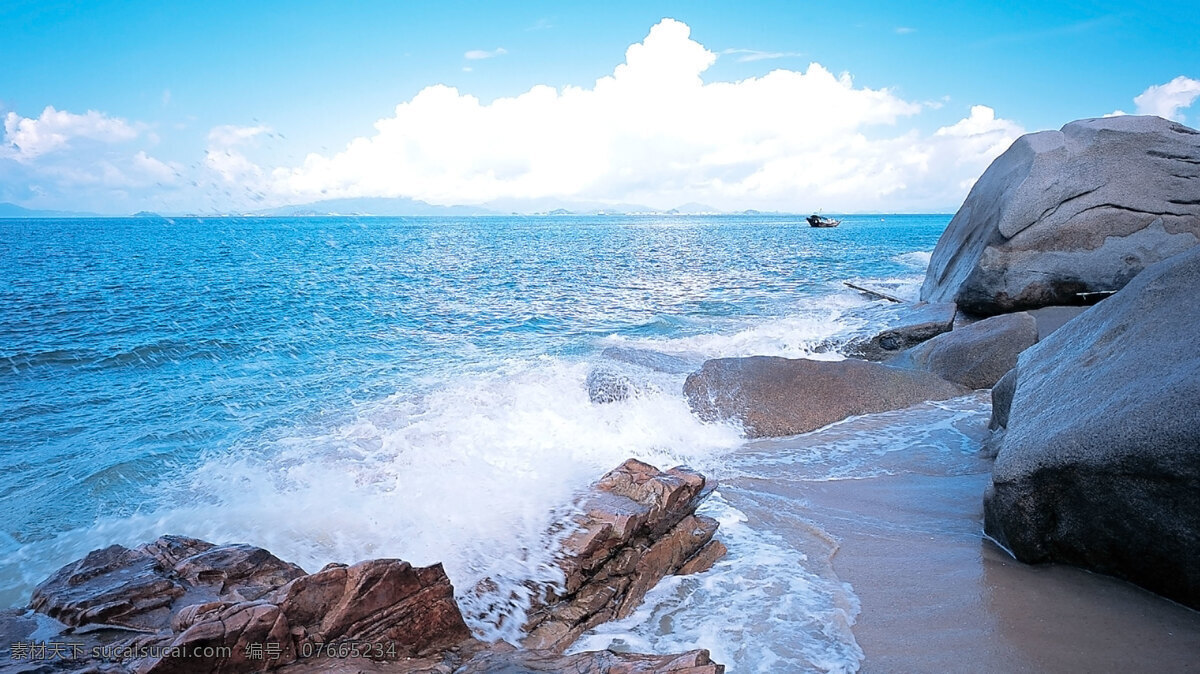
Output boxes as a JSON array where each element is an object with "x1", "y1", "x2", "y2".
[
  {"x1": 896, "y1": 312, "x2": 1038, "y2": 390},
  {"x1": 601, "y1": 346, "x2": 701, "y2": 375},
  {"x1": 684, "y1": 356, "x2": 968, "y2": 437},
  {"x1": 586, "y1": 368, "x2": 636, "y2": 403},
  {"x1": 844, "y1": 302, "x2": 957, "y2": 361},
  {"x1": 984, "y1": 246, "x2": 1200, "y2": 609},
  {"x1": 921, "y1": 115, "x2": 1200, "y2": 315},
  {"x1": 521, "y1": 459, "x2": 723, "y2": 652}
]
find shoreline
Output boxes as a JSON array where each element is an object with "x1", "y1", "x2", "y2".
[{"x1": 724, "y1": 430, "x2": 1200, "y2": 672}]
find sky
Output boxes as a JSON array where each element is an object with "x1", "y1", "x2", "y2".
[{"x1": 1, "y1": 0, "x2": 1197, "y2": 214}]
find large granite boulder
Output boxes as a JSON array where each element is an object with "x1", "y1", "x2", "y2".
[
  {"x1": 983, "y1": 246, "x2": 1200, "y2": 608},
  {"x1": 921, "y1": 115, "x2": 1200, "y2": 315},
  {"x1": 897, "y1": 312, "x2": 1038, "y2": 389},
  {"x1": 521, "y1": 459, "x2": 723, "y2": 652},
  {"x1": 844, "y1": 302, "x2": 957, "y2": 361},
  {"x1": 684, "y1": 356, "x2": 968, "y2": 437}
]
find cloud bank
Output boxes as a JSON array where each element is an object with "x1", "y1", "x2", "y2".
[
  {"x1": 0, "y1": 106, "x2": 178, "y2": 210},
  {"x1": 270, "y1": 18, "x2": 1023, "y2": 212},
  {"x1": 3, "y1": 18, "x2": 1031, "y2": 213}
]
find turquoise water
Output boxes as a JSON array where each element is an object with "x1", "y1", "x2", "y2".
[{"x1": 0, "y1": 213, "x2": 949, "y2": 670}]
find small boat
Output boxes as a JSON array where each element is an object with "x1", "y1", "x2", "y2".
[{"x1": 807, "y1": 214, "x2": 841, "y2": 228}]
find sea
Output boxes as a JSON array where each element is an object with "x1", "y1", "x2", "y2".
[{"x1": 0, "y1": 214, "x2": 985, "y2": 672}]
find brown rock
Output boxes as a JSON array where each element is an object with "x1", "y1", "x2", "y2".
[
  {"x1": 266, "y1": 559, "x2": 470, "y2": 659},
  {"x1": 30, "y1": 544, "x2": 187, "y2": 632},
  {"x1": 457, "y1": 646, "x2": 725, "y2": 673},
  {"x1": 684, "y1": 356, "x2": 968, "y2": 438},
  {"x1": 29, "y1": 536, "x2": 306, "y2": 635},
  {"x1": 172, "y1": 544, "x2": 305, "y2": 601},
  {"x1": 676, "y1": 540, "x2": 727, "y2": 576},
  {"x1": 272, "y1": 641, "x2": 724, "y2": 674},
  {"x1": 141, "y1": 602, "x2": 294, "y2": 674},
  {"x1": 21, "y1": 462, "x2": 727, "y2": 674},
  {"x1": 27, "y1": 539, "x2": 472, "y2": 674},
  {"x1": 519, "y1": 460, "x2": 722, "y2": 653},
  {"x1": 617, "y1": 515, "x2": 718, "y2": 619}
]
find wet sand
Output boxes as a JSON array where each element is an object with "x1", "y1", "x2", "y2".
[{"x1": 723, "y1": 418, "x2": 1200, "y2": 671}]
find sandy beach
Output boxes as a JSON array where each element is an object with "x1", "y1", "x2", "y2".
[{"x1": 722, "y1": 398, "x2": 1200, "y2": 672}]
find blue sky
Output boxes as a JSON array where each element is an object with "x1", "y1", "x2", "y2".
[{"x1": 1, "y1": 0, "x2": 1197, "y2": 213}]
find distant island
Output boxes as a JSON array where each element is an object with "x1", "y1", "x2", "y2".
[{"x1": 0, "y1": 198, "x2": 788, "y2": 219}]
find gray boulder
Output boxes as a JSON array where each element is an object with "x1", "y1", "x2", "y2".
[
  {"x1": 601, "y1": 346, "x2": 701, "y2": 374},
  {"x1": 988, "y1": 367, "x2": 1018, "y2": 432},
  {"x1": 983, "y1": 246, "x2": 1200, "y2": 609},
  {"x1": 898, "y1": 312, "x2": 1038, "y2": 389},
  {"x1": 921, "y1": 115, "x2": 1200, "y2": 315},
  {"x1": 845, "y1": 302, "x2": 957, "y2": 360},
  {"x1": 1026, "y1": 305, "x2": 1089, "y2": 340},
  {"x1": 683, "y1": 356, "x2": 968, "y2": 438}
]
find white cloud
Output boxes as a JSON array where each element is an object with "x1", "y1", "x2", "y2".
[
  {"x1": 895, "y1": 27, "x2": 917, "y2": 34},
  {"x1": 720, "y1": 48, "x2": 803, "y2": 63},
  {"x1": 2, "y1": 106, "x2": 139, "y2": 161},
  {"x1": 0, "y1": 106, "x2": 178, "y2": 206},
  {"x1": 273, "y1": 18, "x2": 1021, "y2": 211},
  {"x1": 464, "y1": 47, "x2": 508, "y2": 60},
  {"x1": 205, "y1": 124, "x2": 272, "y2": 183},
  {"x1": 1133, "y1": 76, "x2": 1200, "y2": 122}
]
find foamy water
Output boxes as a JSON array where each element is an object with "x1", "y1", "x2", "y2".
[{"x1": 1, "y1": 214, "x2": 949, "y2": 670}]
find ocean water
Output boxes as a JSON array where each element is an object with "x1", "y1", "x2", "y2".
[{"x1": 0, "y1": 213, "x2": 953, "y2": 671}]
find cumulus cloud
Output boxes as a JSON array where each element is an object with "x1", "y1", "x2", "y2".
[
  {"x1": 2, "y1": 106, "x2": 139, "y2": 161},
  {"x1": 0, "y1": 106, "x2": 179, "y2": 210},
  {"x1": 464, "y1": 47, "x2": 507, "y2": 60},
  {"x1": 205, "y1": 124, "x2": 272, "y2": 184},
  {"x1": 272, "y1": 18, "x2": 1022, "y2": 211},
  {"x1": 1133, "y1": 76, "x2": 1200, "y2": 122},
  {"x1": 720, "y1": 48, "x2": 803, "y2": 62}
]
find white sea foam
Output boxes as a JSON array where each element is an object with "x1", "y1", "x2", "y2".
[
  {"x1": 570, "y1": 494, "x2": 864, "y2": 673},
  {"x1": 893, "y1": 250, "x2": 933, "y2": 269},
  {"x1": 1, "y1": 288, "x2": 948, "y2": 664},
  {"x1": 605, "y1": 293, "x2": 872, "y2": 361},
  {"x1": 0, "y1": 358, "x2": 741, "y2": 643},
  {"x1": 729, "y1": 392, "x2": 993, "y2": 483}
]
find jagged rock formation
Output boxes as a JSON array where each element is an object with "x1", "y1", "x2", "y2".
[{"x1": 522, "y1": 459, "x2": 724, "y2": 651}]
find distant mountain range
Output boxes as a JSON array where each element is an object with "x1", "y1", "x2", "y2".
[
  {"x1": 251, "y1": 196, "x2": 730, "y2": 217},
  {"x1": 1, "y1": 198, "x2": 774, "y2": 218},
  {"x1": 0, "y1": 202, "x2": 102, "y2": 218}
]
